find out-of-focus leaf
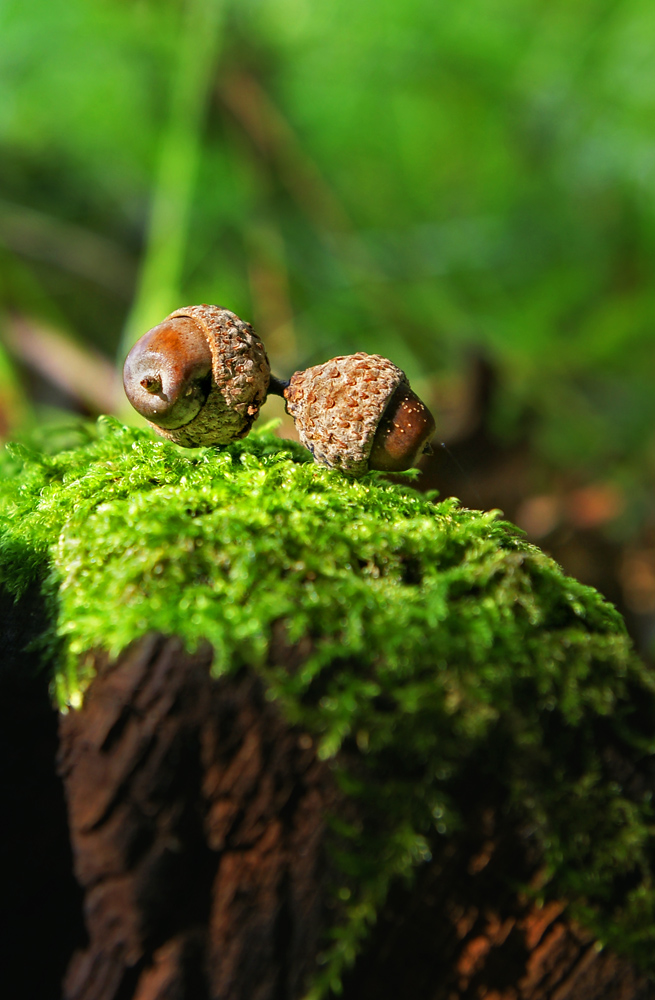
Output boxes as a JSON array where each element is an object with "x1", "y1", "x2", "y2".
[
  {"x1": 3, "y1": 314, "x2": 120, "y2": 415},
  {"x1": 0, "y1": 0, "x2": 654, "y2": 512},
  {"x1": 0, "y1": 199, "x2": 135, "y2": 296},
  {"x1": 0, "y1": 334, "x2": 32, "y2": 438},
  {"x1": 121, "y1": 0, "x2": 227, "y2": 358}
]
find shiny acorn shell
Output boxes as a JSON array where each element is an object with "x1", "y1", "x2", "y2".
[
  {"x1": 283, "y1": 352, "x2": 435, "y2": 476},
  {"x1": 123, "y1": 305, "x2": 270, "y2": 447}
]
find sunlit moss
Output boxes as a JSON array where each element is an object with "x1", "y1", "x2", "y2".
[{"x1": 1, "y1": 415, "x2": 654, "y2": 990}]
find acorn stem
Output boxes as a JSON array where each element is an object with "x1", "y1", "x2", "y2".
[
  {"x1": 141, "y1": 376, "x2": 162, "y2": 394},
  {"x1": 267, "y1": 374, "x2": 291, "y2": 398}
]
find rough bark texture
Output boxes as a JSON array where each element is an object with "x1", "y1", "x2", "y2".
[
  {"x1": 58, "y1": 634, "x2": 336, "y2": 1000},
  {"x1": 0, "y1": 586, "x2": 87, "y2": 1000},
  {"x1": 341, "y1": 801, "x2": 653, "y2": 1000},
  {"x1": 2, "y1": 615, "x2": 654, "y2": 1000}
]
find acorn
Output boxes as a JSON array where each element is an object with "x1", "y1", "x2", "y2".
[
  {"x1": 123, "y1": 305, "x2": 270, "y2": 446},
  {"x1": 281, "y1": 352, "x2": 436, "y2": 476}
]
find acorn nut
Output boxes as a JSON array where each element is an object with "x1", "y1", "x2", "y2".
[
  {"x1": 283, "y1": 352, "x2": 435, "y2": 476},
  {"x1": 123, "y1": 304, "x2": 270, "y2": 446}
]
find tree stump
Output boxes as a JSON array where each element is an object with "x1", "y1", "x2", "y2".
[
  {"x1": 2, "y1": 421, "x2": 655, "y2": 999},
  {"x1": 59, "y1": 635, "x2": 336, "y2": 1000}
]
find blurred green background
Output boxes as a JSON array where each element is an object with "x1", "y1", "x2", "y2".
[{"x1": 1, "y1": 0, "x2": 654, "y2": 648}]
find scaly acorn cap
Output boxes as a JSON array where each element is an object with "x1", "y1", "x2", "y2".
[
  {"x1": 283, "y1": 352, "x2": 435, "y2": 476},
  {"x1": 123, "y1": 304, "x2": 270, "y2": 447}
]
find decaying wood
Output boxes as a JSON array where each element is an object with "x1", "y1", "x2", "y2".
[
  {"x1": 3, "y1": 613, "x2": 653, "y2": 1000},
  {"x1": 341, "y1": 801, "x2": 653, "y2": 1000},
  {"x1": 0, "y1": 586, "x2": 86, "y2": 1000},
  {"x1": 58, "y1": 634, "x2": 336, "y2": 1000}
]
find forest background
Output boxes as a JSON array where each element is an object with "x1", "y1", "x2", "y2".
[{"x1": 1, "y1": 0, "x2": 654, "y2": 659}]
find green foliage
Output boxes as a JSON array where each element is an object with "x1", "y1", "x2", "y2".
[
  {"x1": 2, "y1": 1, "x2": 655, "y2": 502},
  {"x1": 1, "y1": 417, "x2": 655, "y2": 989}
]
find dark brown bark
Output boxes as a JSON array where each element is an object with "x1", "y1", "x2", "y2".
[
  {"x1": 0, "y1": 586, "x2": 86, "y2": 1000},
  {"x1": 341, "y1": 806, "x2": 653, "y2": 1000},
  {"x1": 58, "y1": 634, "x2": 336, "y2": 1000},
  {"x1": 3, "y1": 613, "x2": 654, "y2": 1000}
]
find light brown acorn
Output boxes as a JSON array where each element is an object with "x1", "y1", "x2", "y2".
[
  {"x1": 279, "y1": 352, "x2": 436, "y2": 476},
  {"x1": 123, "y1": 305, "x2": 270, "y2": 446}
]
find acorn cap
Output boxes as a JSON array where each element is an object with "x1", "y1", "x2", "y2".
[
  {"x1": 284, "y1": 352, "x2": 407, "y2": 476},
  {"x1": 146, "y1": 305, "x2": 270, "y2": 447}
]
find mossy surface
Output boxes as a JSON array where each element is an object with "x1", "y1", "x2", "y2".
[{"x1": 1, "y1": 416, "x2": 655, "y2": 991}]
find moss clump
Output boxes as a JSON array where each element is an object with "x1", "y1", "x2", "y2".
[{"x1": 1, "y1": 416, "x2": 655, "y2": 990}]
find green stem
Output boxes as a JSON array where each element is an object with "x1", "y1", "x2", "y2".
[{"x1": 119, "y1": 0, "x2": 225, "y2": 367}]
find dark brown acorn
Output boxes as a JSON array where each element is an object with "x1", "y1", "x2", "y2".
[
  {"x1": 123, "y1": 305, "x2": 270, "y2": 446},
  {"x1": 281, "y1": 352, "x2": 435, "y2": 476}
]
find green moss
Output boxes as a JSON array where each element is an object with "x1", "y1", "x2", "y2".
[{"x1": 1, "y1": 415, "x2": 655, "y2": 990}]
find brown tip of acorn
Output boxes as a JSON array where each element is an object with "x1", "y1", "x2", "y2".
[
  {"x1": 368, "y1": 383, "x2": 436, "y2": 472},
  {"x1": 123, "y1": 315, "x2": 213, "y2": 430},
  {"x1": 140, "y1": 375, "x2": 162, "y2": 394}
]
